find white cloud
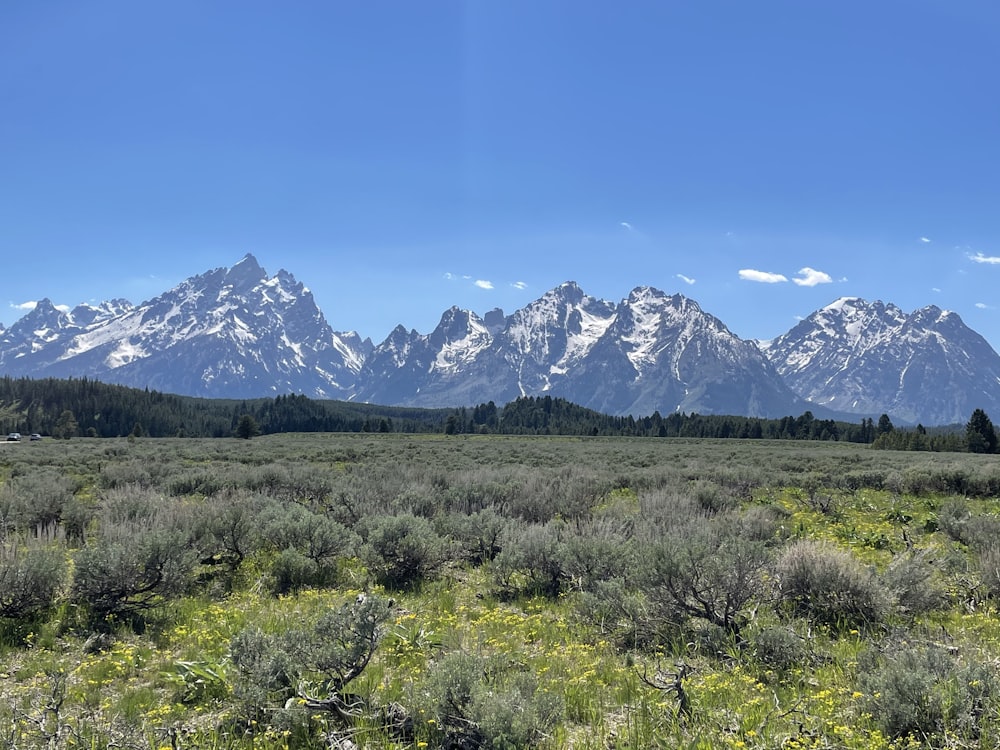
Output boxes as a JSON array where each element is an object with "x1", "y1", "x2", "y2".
[
  {"x1": 976, "y1": 302, "x2": 992, "y2": 309},
  {"x1": 969, "y1": 252, "x2": 1000, "y2": 265},
  {"x1": 676, "y1": 274, "x2": 696, "y2": 285},
  {"x1": 792, "y1": 267, "x2": 833, "y2": 287},
  {"x1": 920, "y1": 237, "x2": 931, "y2": 243},
  {"x1": 443, "y1": 272, "x2": 457, "y2": 281},
  {"x1": 932, "y1": 287, "x2": 941, "y2": 293},
  {"x1": 55, "y1": 304, "x2": 70, "y2": 313},
  {"x1": 474, "y1": 280, "x2": 494, "y2": 290},
  {"x1": 511, "y1": 281, "x2": 528, "y2": 290},
  {"x1": 739, "y1": 269, "x2": 788, "y2": 284},
  {"x1": 11, "y1": 301, "x2": 38, "y2": 311},
  {"x1": 620, "y1": 221, "x2": 633, "y2": 231}
]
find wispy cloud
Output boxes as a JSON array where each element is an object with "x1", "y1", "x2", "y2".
[
  {"x1": 976, "y1": 302, "x2": 992, "y2": 309},
  {"x1": 676, "y1": 274, "x2": 696, "y2": 285},
  {"x1": 511, "y1": 281, "x2": 528, "y2": 290},
  {"x1": 11, "y1": 301, "x2": 37, "y2": 311},
  {"x1": 969, "y1": 252, "x2": 1000, "y2": 265},
  {"x1": 792, "y1": 267, "x2": 833, "y2": 287},
  {"x1": 474, "y1": 280, "x2": 494, "y2": 290},
  {"x1": 443, "y1": 272, "x2": 457, "y2": 281},
  {"x1": 739, "y1": 269, "x2": 788, "y2": 284},
  {"x1": 620, "y1": 221, "x2": 633, "y2": 231},
  {"x1": 920, "y1": 237, "x2": 932, "y2": 244}
]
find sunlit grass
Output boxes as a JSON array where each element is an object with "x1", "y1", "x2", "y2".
[{"x1": 1, "y1": 434, "x2": 1000, "y2": 747}]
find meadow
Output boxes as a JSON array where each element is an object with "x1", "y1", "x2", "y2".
[{"x1": 1, "y1": 433, "x2": 999, "y2": 749}]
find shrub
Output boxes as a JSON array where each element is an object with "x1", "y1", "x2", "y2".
[
  {"x1": 0, "y1": 542, "x2": 67, "y2": 622},
  {"x1": 882, "y1": 548, "x2": 946, "y2": 617},
  {"x1": 264, "y1": 503, "x2": 357, "y2": 568},
  {"x1": 689, "y1": 479, "x2": 739, "y2": 515},
  {"x1": 360, "y1": 513, "x2": 450, "y2": 589},
  {"x1": 469, "y1": 670, "x2": 563, "y2": 749},
  {"x1": 557, "y1": 519, "x2": 636, "y2": 591},
  {"x1": 196, "y1": 491, "x2": 269, "y2": 573},
  {"x1": 643, "y1": 512, "x2": 771, "y2": 638},
  {"x1": 420, "y1": 651, "x2": 564, "y2": 749},
  {"x1": 435, "y1": 508, "x2": 509, "y2": 564},
  {"x1": 230, "y1": 594, "x2": 392, "y2": 723},
  {"x1": 749, "y1": 624, "x2": 809, "y2": 672},
  {"x1": 576, "y1": 578, "x2": 654, "y2": 650},
  {"x1": 493, "y1": 520, "x2": 567, "y2": 597},
  {"x1": 859, "y1": 641, "x2": 998, "y2": 741},
  {"x1": 71, "y1": 526, "x2": 197, "y2": 628},
  {"x1": 270, "y1": 548, "x2": 323, "y2": 595},
  {"x1": 937, "y1": 499, "x2": 973, "y2": 544},
  {"x1": 70, "y1": 489, "x2": 199, "y2": 628},
  {"x1": 979, "y1": 544, "x2": 1000, "y2": 600},
  {"x1": 0, "y1": 469, "x2": 77, "y2": 535},
  {"x1": 775, "y1": 540, "x2": 888, "y2": 630}
]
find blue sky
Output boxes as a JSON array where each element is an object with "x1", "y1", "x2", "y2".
[{"x1": 3, "y1": 2, "x2": 1000, "y2": 350}]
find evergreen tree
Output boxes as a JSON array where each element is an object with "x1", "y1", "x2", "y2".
[
  {"x1": 54, "y1": 409, "x2": 79, "y2": 440},
  {"x1": 966, "y1": 408, "x2": 998, "y2": 454},
  {"x1": 876, "y1": 414, "x2": 894, "y2": 435},
  {"x1": 235, "y1": 414, "x2": 261, "y2": 440}
]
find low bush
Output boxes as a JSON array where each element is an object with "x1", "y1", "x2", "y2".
[
  {"x1": 0, "y1": 469, "x2": 78, "y2": 535},
  {"x1": 421, "y1": 650, "x2": 564, "y2": 749},
  {"x1": 749, "y1": 624, "x2": 810, "y2": 672},
  {"x1": 360, "y1": 513, "x2": 450, "y2": 589},
  {"x1": 230, "y1": 594, "x2": 392, "y2": 724},
  {"x1": 0, "y1": 542, "x2": 67, "y2": 623},
  {"x1": 882, "y1": 547, "x2": 947, "y2": 617},
  {"x1": 775, "y1": 539, "x2": 888, "y2": 630},
  {"x1": 643, "y1": 512, "x2": 771, "y2": 639},
  {"x1": 859, "y1": 640, "x2": 998, "y2": 741}
]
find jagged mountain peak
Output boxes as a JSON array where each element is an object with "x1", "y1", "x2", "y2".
[
  {"x1": 764, "y1": 296, "x2": 1000, "y2": 424},
  {"x1": 28, "y1": 298, "x2": 62, "y2": 315},
  {"x1": 221, "y1": 253, "x2": 269, "y2": 293},
  {"x1": 3, "y1": 256, "x2": 1000, "y2": 425},
  {"x1": 431, "y1": 307, "x2": 488, "y2": 340},
  {"x1": 0, "y1": 255, "x2": 369, "y2": 400}
]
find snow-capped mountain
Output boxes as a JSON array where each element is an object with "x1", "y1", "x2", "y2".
[
  {"x1": 4, "y1": 257, "x2": 1000, "y2": 424},
  {"x1": 760, "y1": 297, "x2": 1000, "y2": 425},
  {"x1": 559, "y1": 287, "x2": 809, "y2": 417},
  {"x1": 355, "y1": 282, "x2": 619, "y2": 408},
  {"x1": 356, "y1": 282, "x2": 812, "y2": 418},
  {"x1": 0, "y1": 255, "x2": 371, "y2": 399}
]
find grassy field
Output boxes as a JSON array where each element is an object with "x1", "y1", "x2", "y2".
[{"x1": 1, "y1": 433, "x2": 1000, "y2": 749}]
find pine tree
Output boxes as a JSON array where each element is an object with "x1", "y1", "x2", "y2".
[
  {"x1": 235, "y1": 414, "x2": 261, "y2": 440},
  {"x1": 965, "y1": 408, "x2": 998, "y2": 454},
  {"x1": 54, "y1": 409, "x2": 79, "y2": 440}
]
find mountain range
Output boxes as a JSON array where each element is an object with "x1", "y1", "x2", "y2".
[{"x1": 2, "y1": 254, "x2": 998, "y2": 426}]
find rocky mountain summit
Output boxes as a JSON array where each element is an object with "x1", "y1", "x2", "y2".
[
  {"x1": 2, "y1": 257, "x2": 998, "y2": 424},
  {"x1": 759, "y1": 297, "x2": 1000, "y2": 425}
]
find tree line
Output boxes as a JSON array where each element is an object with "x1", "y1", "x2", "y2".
[
  {"x1": 0, "y1": 377, "x2": 450, "y2": 438},
  {"x1": 2, "y1": 376, "x2": 996, "y2": 452}
]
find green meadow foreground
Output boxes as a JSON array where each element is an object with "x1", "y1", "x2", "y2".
[{"x1": 2, "y1": 434, "x2": 1000, "y2": 749}]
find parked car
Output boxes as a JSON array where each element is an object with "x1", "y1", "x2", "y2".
[
  {"x1": 29, "y1": 433, "x2": 42, "y2": 441},
  {"x1": 6, "y1": 433, "x2": 21, "y2": 441}
]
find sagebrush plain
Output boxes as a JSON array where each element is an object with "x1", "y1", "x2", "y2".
[{"x1": 1, "y1": 433, "x2": 1000, "y2": 749}]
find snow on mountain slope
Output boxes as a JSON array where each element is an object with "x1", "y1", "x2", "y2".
[
  {"x1": 762, "y1": 297, "x2": 1000, "y2": 424},
  {"x1": 4, "y1": 257, "x2": 1000, "y2": 424},
  {"x1": 1, "y1": 255, "x2": 368, "y2": 399}
]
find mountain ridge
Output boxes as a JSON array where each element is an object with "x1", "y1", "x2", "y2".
[{"x1": 2, "y1": 255, "x2": 997, "y2": 425}]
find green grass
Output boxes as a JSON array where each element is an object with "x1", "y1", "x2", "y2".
[{"x1": 1, "y1": 434, "x2": 1000, "y2": 748}]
